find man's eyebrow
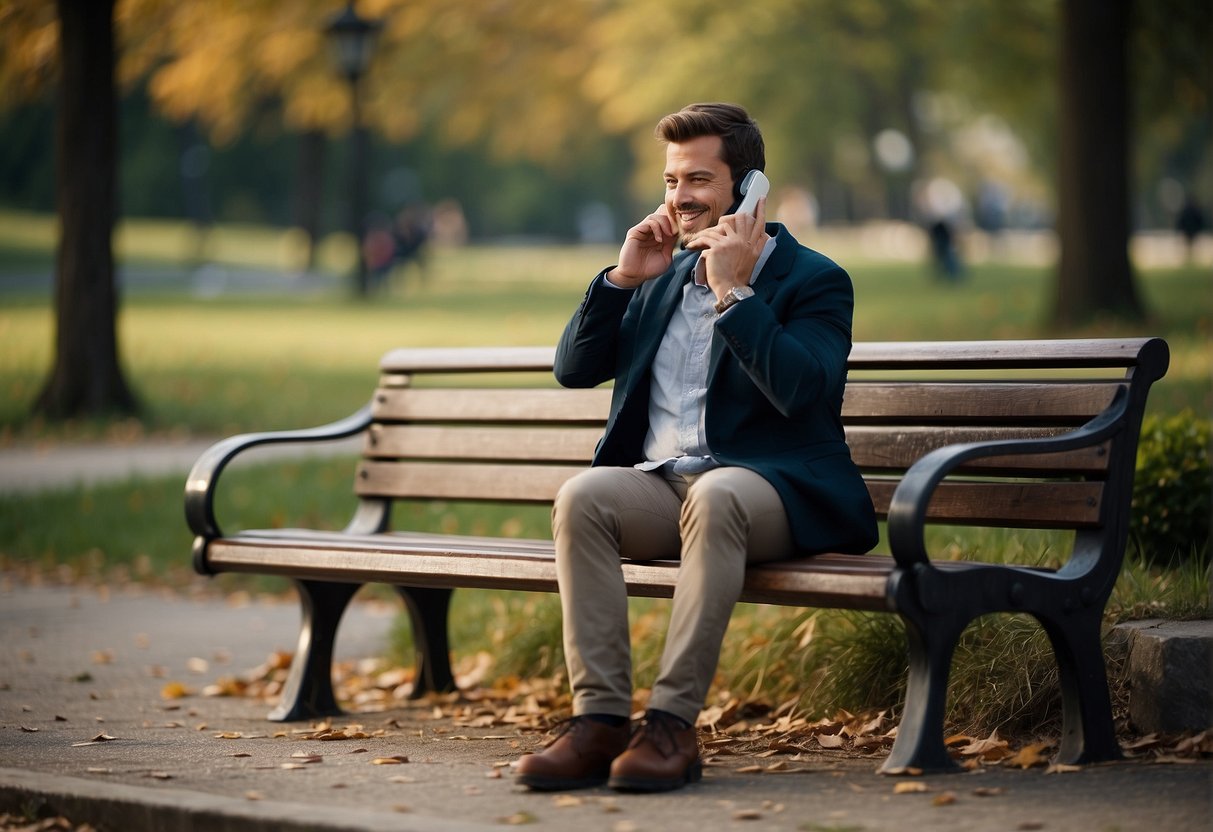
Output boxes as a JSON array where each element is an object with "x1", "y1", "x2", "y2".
[{"x1": 664, "y1": 168, "x2": 718, "y2": 180}]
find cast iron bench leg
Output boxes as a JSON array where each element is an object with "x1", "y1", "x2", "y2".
[
  {"x1": 1038, "y1": 609, "x2": 1123, "y2": 764},
  {"x1": 881, "y1": 610, "x2": 967, "y2": 774},
  {"x1": 394, "y1": 586, "x2": 456, "y2": 697},
  {"x1": 269, "y1": 579, "x2": 363, "y2": 722}
]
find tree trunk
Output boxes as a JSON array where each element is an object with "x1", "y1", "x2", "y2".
[
  {"x1": 1053, "y1": 0, "x2": 1144, "y2": 326},
  {"x1": 35, "y1": 0, "x2": 138, "y2": 419}
]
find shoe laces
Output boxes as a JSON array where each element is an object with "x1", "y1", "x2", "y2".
[
  {"x1": 631, "y1": 711, "x2": 687, "y2": 758},
  {"x1": 542, "y1": 714, "x2": 597, "y2": 748}
]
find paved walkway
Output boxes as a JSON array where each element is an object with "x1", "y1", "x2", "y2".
[
  {"x1": 0, "y1": 436, "x2": 361, "y2": 495},
  {"x1": 2, "y1": 584, "x2": 1210, "y2": 832}
]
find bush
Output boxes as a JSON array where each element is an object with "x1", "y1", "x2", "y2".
[{"x1": 1130, "y1": 410, "x2": 1211, "y2": 565}]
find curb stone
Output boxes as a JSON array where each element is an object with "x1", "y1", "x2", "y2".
[{"x1": 0, "y1": 768, "x2": 500, "y2": 832}]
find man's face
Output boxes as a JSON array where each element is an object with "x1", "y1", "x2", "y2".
[{"x1": 663, "y1": 135, "x2": 736, "y2": 247}]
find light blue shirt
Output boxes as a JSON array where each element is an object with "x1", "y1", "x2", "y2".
[{"x1": 603, "y1": 236, "x2": 777, "y2": 475}]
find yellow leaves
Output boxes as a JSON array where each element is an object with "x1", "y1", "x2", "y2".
[
  {"x1": 159, "y1": 681, "x2": 193, "y2": 700},
  {"x1": 1006, "y1": 741, "x2": 1055, "y2": 769}
]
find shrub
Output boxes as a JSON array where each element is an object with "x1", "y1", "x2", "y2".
[{"x1": 1130, "y1": 410, "x2": 1211, "y2": 565}]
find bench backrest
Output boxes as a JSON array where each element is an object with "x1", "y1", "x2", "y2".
[{"x1": 358, "y1": 339, "x2": 1168, "y2": 538}]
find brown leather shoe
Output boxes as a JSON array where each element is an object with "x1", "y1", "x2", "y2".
[
  {"x1": 515, "y1": 716, "x2": 631, "y2": 791},
  {"x1": 607, "y1": 710, "x2": 702, "y2": 792}
]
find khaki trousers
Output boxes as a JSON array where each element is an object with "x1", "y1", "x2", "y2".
[{"x1": 552, "y1": 465, "x2": 794, "y2": 725}]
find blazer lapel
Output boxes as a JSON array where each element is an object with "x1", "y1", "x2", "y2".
[{"x1": 623, "y1": 251, "x2": 697, "y2": 397}]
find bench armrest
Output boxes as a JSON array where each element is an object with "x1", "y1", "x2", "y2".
[
  {"x1": 184, "y1": 403, "x2": 373, "y2": 542},
  {"x1": 886, "y1": 386, "x2": 1131, "y2": 571}
]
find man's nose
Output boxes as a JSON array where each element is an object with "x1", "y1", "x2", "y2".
[{"x1": 669, "y1": 182, "x2": 694, "y2": 206}]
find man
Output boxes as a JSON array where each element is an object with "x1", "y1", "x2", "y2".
[{"x1": 515, "y1": 103, "x2": 878, "y2": 793}]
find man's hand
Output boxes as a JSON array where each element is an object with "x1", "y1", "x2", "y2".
[
  {"x1": 606, "y1": 205, "x2": 677, "y2": 289},
  {"x1": 685, "y1": 197, "x2": 769, "y2": 302}
]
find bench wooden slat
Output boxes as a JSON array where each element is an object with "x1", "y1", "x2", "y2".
[
  {"x1": 372, "y1": 388, "x2": 612, "y2": 423},
  {"x1": 355, "y1": 461, "x2": 1103, "y2": 527},
  {"x1": 364, "y1": 424, "x2": 1109, "y2": 475},
  {"x1": 841, "y1": 382, "x2": 1121, "y2": 424},
  {"x1": 846, "y1": 338, "x2": 1156, "y2": 369},
  {"x1": 845, "y1": 427, "x2": 1111, "y2": 474},
  {"x1": 366, "y1": 425, "x2": 602, "y2": 462},
  {"x1": 867, "y1": 479, "x2": 1102, "y2": 527},
  {"x1": 373, "y1": 340, "x2": 1157, "y2": 376},
  {"x1": 372, "y1": 383, "x2": 1118, "y2": 426},
  {"x1": 203, "y1": 534, "x2": 893, "y2": 610},
  {"x1": 356, "y1": 460, "x2": 583, "y2": 502}
]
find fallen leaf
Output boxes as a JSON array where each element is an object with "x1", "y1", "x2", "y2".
[
  {"x1": 499, "y1": 812, "x2": 537, "y2": 825},
  {"x1": 552, "y1": 795, "x2": 583, "y2": 807},
  {"x1": 19, "y1": 726, "x2": 38, "y2": 733},
  {"x1": 388, "y1": 775, "x2": 416, "y2": 783},
  {"x1": 147, "y1": 772, "x2": 173, "y2": 780},
  {"x1": 290, "y1": 753, "x2": 323, "y2": 764},
  {"x1": 1045, "y1": 763, "x2": 1083, "y2": 774},
  {"x1": 932, "y1": 791, "x2": 957, "y2": 806},
  {"x1": 817, "y1": 734, "x2": 845, "y2": 749},
  {"x1": 733, "y1": 809, "x2": 763, "y2": 820},
  {"x1": 371, "y1": 756, "x2": 410, "y2": 765},
  {"x1": 160, "y1": 682, "x2": 193, "y2": 700},
  {"x1": 957, "y1": 730, "x2": 1013, "y2": 762},
  {"x1": 1007, "y1": 742, "x2": 1053, "y2": 770},
  {"x1": 244, "y1": 791, "x2": 263, "y2": 801},
  {"x1": 894, "y1": 782, "x2": 929, "y2": 794},
  {"x1": 972, "y1": 787, "x2": 1004, "y2": 797}
]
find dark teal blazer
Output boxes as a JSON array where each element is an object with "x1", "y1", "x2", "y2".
[{"x1": 554, "y1": 223, "x2": 878, "y2": 556}]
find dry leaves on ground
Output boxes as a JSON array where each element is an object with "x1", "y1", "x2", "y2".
[{"x1": 199, "y1": 651, "x2": 1212, "y2": 773}]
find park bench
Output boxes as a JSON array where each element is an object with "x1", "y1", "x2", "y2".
[{"x1": 185, "y1": 337, "x2": 1168, "y2": 774}]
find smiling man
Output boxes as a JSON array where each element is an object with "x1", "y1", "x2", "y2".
[{"x1": 515, "y1": 103, "x2": 878, "y2": 793}]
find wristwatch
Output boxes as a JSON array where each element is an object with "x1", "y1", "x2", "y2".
[{"x1": 714, "y1": 285, "x2": 755, "y2": 314}]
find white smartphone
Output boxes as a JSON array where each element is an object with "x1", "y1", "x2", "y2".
[{"x1": 735, "y1": 170, "x2": 770, "y2": 216}]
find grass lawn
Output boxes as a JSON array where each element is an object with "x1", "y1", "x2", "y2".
[{"x1": 1, "y1": 210, "x2": 1208, "y2": 736}]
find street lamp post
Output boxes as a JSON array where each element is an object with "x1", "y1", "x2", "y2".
[{"x1": 326, "y1": 2, "x2": 380, "y2": 297}]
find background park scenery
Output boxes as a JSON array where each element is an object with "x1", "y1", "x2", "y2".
[{"x1": 0, "y1": 0, "x2": 1210, "y2": 742}]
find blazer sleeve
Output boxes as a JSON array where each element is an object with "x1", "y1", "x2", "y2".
[
  {"x1": 713, "y1": 258, "x2": 854, "y2": 419},
  {"x1": 553, "y1": 270, "x2": 636, "y2": 389}
]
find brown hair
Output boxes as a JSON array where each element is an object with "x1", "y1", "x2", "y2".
[{"x1": 655, "y1": 103, "x2": 765, "y2": 186}]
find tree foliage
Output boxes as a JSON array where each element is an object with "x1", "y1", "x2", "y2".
[{"x1": 1, "y1": 0, "x2": 1208, "y2": 223}]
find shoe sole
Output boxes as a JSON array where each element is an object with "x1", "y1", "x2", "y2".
[
  {"x1": 516, "y1": 773, "x2": 609, "y2": 791},
  {"x1": 607, "y1": 760, "x2": 703, "y2": 793}
]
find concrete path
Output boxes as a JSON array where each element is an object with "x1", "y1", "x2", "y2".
[
  {"x1": 1, "y1": 584, "x2": 1210, "y2": 832},
  {"x1": 0, "y1": 436, "x2": 362, "y2": 495}
]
